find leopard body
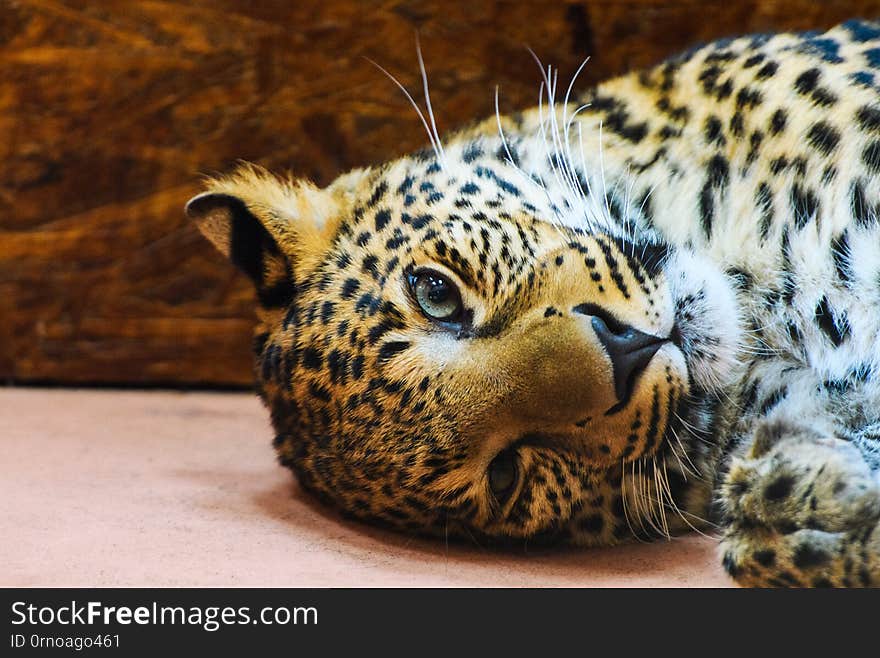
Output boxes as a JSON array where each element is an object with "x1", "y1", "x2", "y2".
[{"x1": 187, "y1": 20, "x2": 880, "y2": 586}]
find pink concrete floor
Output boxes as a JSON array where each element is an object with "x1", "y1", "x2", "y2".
[{"x1": 0, "y1": 388, "x2": 732, "y2": 587}]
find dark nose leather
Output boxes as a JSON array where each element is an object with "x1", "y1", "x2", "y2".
[{"x1": 590, "y1": 315, "x2": 666, "y2": 403}]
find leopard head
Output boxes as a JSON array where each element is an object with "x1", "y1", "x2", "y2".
[{"x1": 186, "y1": 140, "x2": 741, "y2": 545}]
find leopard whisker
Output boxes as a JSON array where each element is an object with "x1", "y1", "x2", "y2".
[
  {"x1": 365, "y1": 57, "x2": 445, "y2": 168},
  {"x1": 415, "y1": 35, "x2": 447, "y2": 169},
  {"x1": 576, "y1": 121, "x2": 610, "y2": 231},
  {"x1": 657, "y1": 464, "x2": 671, "y2": 536},
  {"x1": 534, "y1": 79, "x2": 569, "y2": 235},
  {"x1": 621, "y1": 459, "x2": 649, "y2": 543},
  {"x1": 668, "y1": 421, "x2": 704, "y2": 477},
  {"x1": 542, "y1": 63, "x2": 583, "y2": 215},
  {"x1": 658, "y1": 456, "x2": 718, "y2": 537},
  {"x1": 644, "y1": 457, "x2": 667, "y2": 538},
  {"x1": 495, "y1": 85, "x2": 561, "y2": 215},
  {"x1": 653, "y1": 457, "x2": 671, "y2": 539},
  {"x1": 665, "y1": 437, "x2": 693, "y2": 481},
  {"x1": 636, "y1": 457, "x2": 662, "y2": 537},
  {"x1": 560, "y1": 57, "x2": 595, "y2": 218},
  {"x1": 529, "y1": 56, "x2": 582, "y2": 230}
]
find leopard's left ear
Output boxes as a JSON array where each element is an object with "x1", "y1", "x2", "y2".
[{"x1": 185, "y1": 163, "x2": 363, "y2": 307}]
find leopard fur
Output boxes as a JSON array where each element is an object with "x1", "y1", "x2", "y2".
[{"x1": 186, "y1": 20, "x2": 880, "y2": 587}]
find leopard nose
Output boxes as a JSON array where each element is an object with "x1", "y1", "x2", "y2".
[{"x1": 585, "y1": 310, "x2": 666, "y2": 403}]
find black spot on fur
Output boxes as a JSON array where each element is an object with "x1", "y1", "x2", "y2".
[
  {"x1": 301, "y1": 347, "x2": 323, "y2": 370},
  {"x1": 806, "y1": 121, "x2": 840, "y2": 155},
  {"x1": 604, "y1": 110, "x2": 648, "y2": 143},
  {"x1": 770, "y1": 156, "x2": 788, "y2": 175},
  {"x1": 756, "y1": 182, "x2": 774, "y2": 240},
  {"x1": 726, "y1": 267, "x2": 754, "y2": 289},
  {"x1": 811, "y1": 87, "x2": 837, "y2": 106},
  {"x1": 736, "y1": 86, "x2": 763, "y2": 110},
  {"x1": 698, "y1": 63, "x2": 722, "y2": 94},
  {"x1": 758, "y1": 387, "x2": 787, "y2": 416},
  {"x1": 729, "y1": 112, "x2": 744, "y2": 137},
  {"x1": 362, "y1": 255, "x2": 380, "y2": 279},
  {"x1": 385, "y1": 232, "x2": 409, "y2": 250},
  {"x1": 798, "y1": 36, "x2": 844, "y2": 64},
  {"x1": 378, "y1": 341, "x2": 411, "y2": 363},
  {"x1": 350, "y1": 355, "x2": 364, "y2": 380},
  {"x1": 374, "y1": 209, "x2": 391, "y2": 231},
  {"x1": 699, "y1": 154, "x2": 729, "y2": 239},
  {"x1": 793, "y1": 543, "x2": 831, "y2": 569},
  {"x1": 320, "y1": 300, "x2": 335, "y2": 324},
  {"x1": 326, "y1": 349, "x2": 346, "y2": 384},
  {"x1": 764, "y1": 475, "x2": 794, "y2": 501},
  {"x1": 862, "y1": 140, "x2": 880, "y2": 173},
  {"x1": 831, "y1": 231, "x2": 852, "y2": 284},
  {"x1": 850, "y1": 179, "x2": 873, "y2": 227},
  {"x1": 865, "y1": 47, "x2": 880, "y2": 68},
  {"x1": 844, "y1": 19, "x2": 880, "y2": 43},
  {"x1": 636, "y1": 241, "x2": 669, "y2": 278},
  {"x1": 308, "y1": 382, "x2": 332, "y2": 402},
  {"x1": 746, "y1": 130, "x2": 764, "y2": 164},
  {"x1": 769, "y1": 109, "x2": 787, "y2": 135},
  {"x1": 741, "y1": 379, "x2": 760, "y2": 413},
  {"x1": 753, "y1": 549, "x2": 776, "y2": 567},
  {"x1": 814, "y1": 297, "x2": 849, "y2": 346},
  {"x1": 794, "y1": 68, "x2": 837, "y2": 106},
  {"x1": 856, "y1": 105, "x2": 880, "y2": 133},
  {"x1": 462, "y1": 143, "x2": 484, "y2": 163},
  {"x1": 341, "y1": 278, "x2": 360, "y2": 299},
  {"x1": 790, "y1": 183, "x2": 819, "y2": 228},
  {"x1": 704, "y1": 115, "x2": 725, "y2": 146},
  {"x1": 756, "y1": 61, "x2": 778, "y2": 79},
  {"x1": 794, "y1": 68, "x2": 821, "y2": 94},
  {"x1": 367, "y1": 181, "x2": 388, "y2": 207},
  {"x1": 410, "y1": 214, "x2": 432, "y2": 230},
  {"x1": 743, "y1": 53, "x2": 765, "y2": 68}
]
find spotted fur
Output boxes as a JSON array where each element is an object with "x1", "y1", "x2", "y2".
[{"x1": 186, "y1": 20, "x2": 880, "y2": 586}]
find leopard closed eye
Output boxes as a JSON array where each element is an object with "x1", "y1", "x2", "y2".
[{"x1": 185, "y1": 20, "x2": 880, "y2": 587}]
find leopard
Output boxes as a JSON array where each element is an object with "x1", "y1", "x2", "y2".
[{"x1": 185, "y1": 20, "x2": 880, "y2": 587}]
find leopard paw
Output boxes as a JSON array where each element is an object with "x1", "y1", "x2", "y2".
[
  {"x1": 719, "y1": 419, "x2": 880, "y2": 586},
  {"x1": 723, "y1": 419, "x2": 880, "y2": 534}
]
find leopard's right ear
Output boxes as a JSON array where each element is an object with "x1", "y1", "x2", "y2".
[{"x1": 185, "y1": 164, "x2": 354, "y2": 307}]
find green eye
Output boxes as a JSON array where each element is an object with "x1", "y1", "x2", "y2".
[
  {"x1": 487, "y1": 450, "x2": 519, "y2": 504},
  {"x1": 410, "y1": 270, "x2": 463, "y2": 322}
]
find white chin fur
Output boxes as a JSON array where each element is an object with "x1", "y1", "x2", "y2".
[{"x1": 665, "y1": 250, "x2": 744, "y2": 394}]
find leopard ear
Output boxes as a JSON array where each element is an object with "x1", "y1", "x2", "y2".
[{"x1": 185, "y1": 164, "x2": 352, "y2": 307}]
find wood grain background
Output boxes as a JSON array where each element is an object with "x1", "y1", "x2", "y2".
[{"x1": 3, "y1": 0, "x2": 880, "y2": 386}]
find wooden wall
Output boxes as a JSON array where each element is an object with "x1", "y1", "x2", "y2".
[{"x1": 3, "y1": 0, "x2": 879, "y2": 386}]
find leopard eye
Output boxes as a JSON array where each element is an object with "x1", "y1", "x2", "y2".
[
  {"x1": 487, "y1": 449, "x2": 519, "y2": 504},
  {"x1": 410, "y1": 270, "x2": 463, "y2": 322}
]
